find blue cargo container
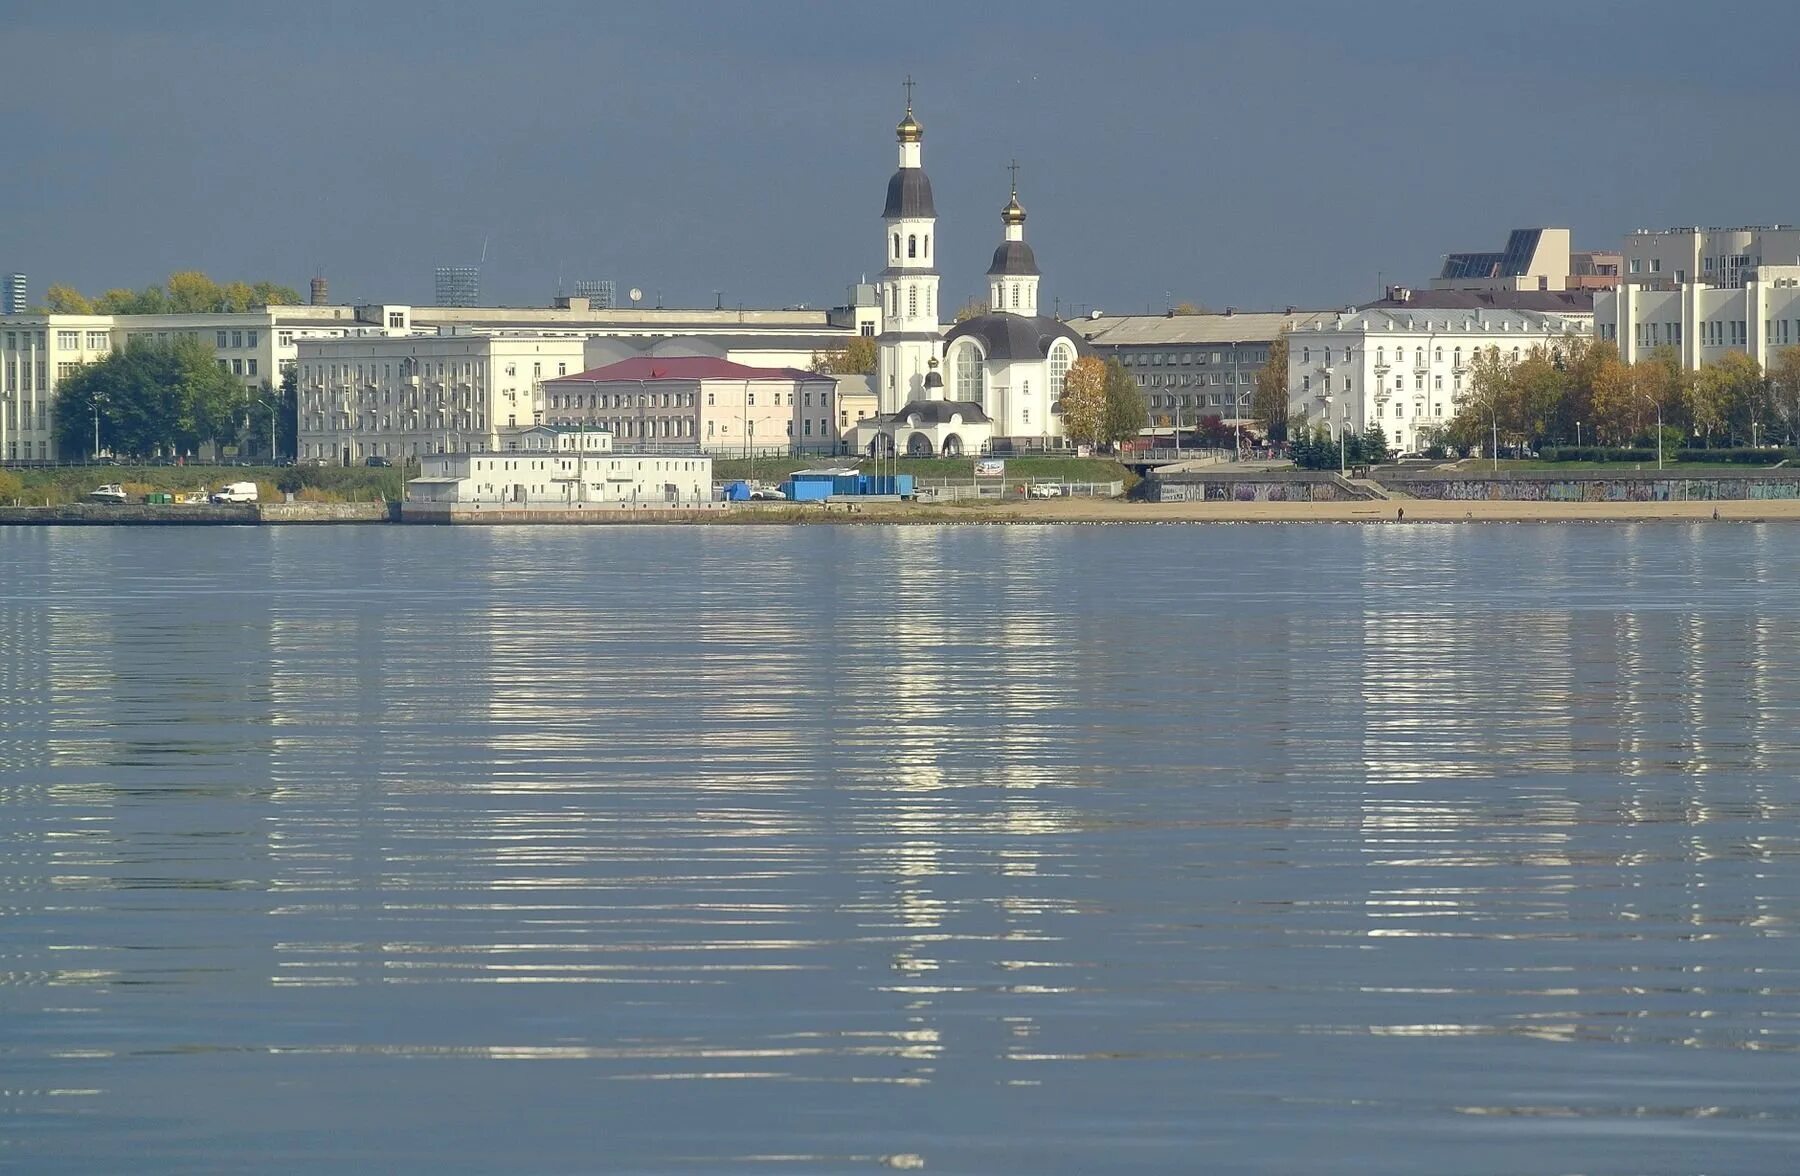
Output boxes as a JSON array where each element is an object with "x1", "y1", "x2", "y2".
[{"x1": 780, "y1": 469, "x2": 915, "y2": 501}]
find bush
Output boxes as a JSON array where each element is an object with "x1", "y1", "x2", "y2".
[
  {"x1": 1539, "y1": 447, "x2": 1657, "y2": 463},
  {"x1": 1671, "y1": 447, "x2": 1800, "y2": 465},
  {"x1": 0, "y1": 467, "x2": 21, "y2": 502}
]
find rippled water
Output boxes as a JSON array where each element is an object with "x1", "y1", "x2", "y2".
[{"x1": 2, "y1": 522, "x2": 1799, "y2": 1173}]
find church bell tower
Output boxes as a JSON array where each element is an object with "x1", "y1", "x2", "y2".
[{"x1": 875, "y1": 79, "x2": 942, "y2": 413}]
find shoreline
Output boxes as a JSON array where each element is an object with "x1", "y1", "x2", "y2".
[{"x1": 6, "y1": 498, "x2": 1800, "y2": 527}]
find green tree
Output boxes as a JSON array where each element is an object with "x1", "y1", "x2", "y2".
[
  {"x1": 1687, "y1": 351, "x2": 1765, "y2": 446},
  {"x1": 53, "y1": 336, "x2": 243, "y2": 458},
  {"x1": 1251, "y1": 332, "x2": 1290, "y2": 442},
  {"x1": 1100, "y1": 357, "x2": 1148, "y2": 448},
  {"x1": 1768, "y1": 345, "x2": 1800, "y2": 445},
  {"x1": 51, "y1": 273, "x2": 300, "y2": 315},
  {"x1": 239, "y1": 366, "x2": 298, "y2": 461},
  {"x1": 954, "y1": 298, "x2": 989, "y2": 323},
  {"x1": 44, "y1": 283, "x2": 93, "y2": 313},
  {"x1": 1059, "y1": 355, "x2": 1107, "y2": 446},
  {"x1": 810, "y1": 335, "x2": 877, "y2": 376},
  {"x1": 1359, "y1": 422, "x2": 1391, "y2": 465}
]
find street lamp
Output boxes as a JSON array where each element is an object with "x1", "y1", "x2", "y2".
[
  {"x1": 91, "y1": 392, "x2": 104, "y2": 460},
  {"x1": 1489, "y1": 401, "x2": 1499, "y2": 474},
  {"x1": 1637, "y1": 393, "x2": 1664, "y2": 469},
  {"x1": 1323, "y1": 394, "x2": 1346, "y2": 473},
  {"x1": 1576, "y1": 420, "x2": 1583, "y2": 449}
]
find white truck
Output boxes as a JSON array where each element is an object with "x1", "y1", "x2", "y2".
[{"x1": 209, "y1": 481, "x2": 260, "y2": 504}]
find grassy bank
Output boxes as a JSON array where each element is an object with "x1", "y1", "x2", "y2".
[{"x1": 0, "y1": 464, "x2": 404, "y2": 506}]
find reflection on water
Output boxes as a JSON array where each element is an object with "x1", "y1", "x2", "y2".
[{"x1": 2, "y1": 523, "x2": 1799, "y2": 1173}]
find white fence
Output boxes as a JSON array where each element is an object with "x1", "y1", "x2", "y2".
[{"x1": 916, "y1": 480, "x2": 1124, "y2": 502}]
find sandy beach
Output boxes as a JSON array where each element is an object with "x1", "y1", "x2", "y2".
[{"x1": 732, "y1": 497, "x2": 1800, "y2": 525}]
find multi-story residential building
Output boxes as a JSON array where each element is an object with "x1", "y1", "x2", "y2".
[
  {"x1": 1621, "y1": 225, "x2": 1800, "y2": 290},
  {"x1": 1284, "y1": 308, "x2": 1593, "y2": 455},
  {"x1": 1595, "y1": 264, "x2": 1800, "y2": 368},
  {"x1": 1069, "y1": 310, "x2": 1333, "y2": 425},
  {"x1": 540, "y1": 355, "x2": 840, "y2": 456},
  {"x1": 4, "y1": 274, "x2": 25, "y2": 316},
  {"x1": 295, "y1": 333, "x2": 587, "y2": 465}
]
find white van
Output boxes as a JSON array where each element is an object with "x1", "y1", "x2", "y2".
[{"x1": 209, "y1": 481, "x2": 260, "y2": 504}]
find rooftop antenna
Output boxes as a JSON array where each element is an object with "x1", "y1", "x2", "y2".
[{"x1": 480, "y1": 236, "x2": 489, "y2": 265}]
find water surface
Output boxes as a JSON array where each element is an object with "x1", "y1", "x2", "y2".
[{"x1": 2, "y1": 523, "x2": 1797, "y2": 1172}]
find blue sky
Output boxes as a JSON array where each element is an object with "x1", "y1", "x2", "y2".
[{"x1": 7, "y1": 0, "x2": 1799, "y2": 314}]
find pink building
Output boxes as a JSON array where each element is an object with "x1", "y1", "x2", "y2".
[{"x1": 541, "y1": 356, "x2": 840, "y2": 456}]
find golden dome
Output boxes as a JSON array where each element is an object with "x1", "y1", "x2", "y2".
[
  {"x1": 896, "y1": 108, "x2": 922, "y2": 143},
  {"x1": 1002, "y1": 192, "x2": 1027, "y2": 225}
]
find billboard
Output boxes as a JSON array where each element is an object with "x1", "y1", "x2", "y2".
[{"x1": 974, "y1": 459, "x2": 1005, "y2": 478}]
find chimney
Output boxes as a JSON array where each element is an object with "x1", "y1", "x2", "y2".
[{"x1": 310, "y1": 275, "x2": 329, "y2": 305}]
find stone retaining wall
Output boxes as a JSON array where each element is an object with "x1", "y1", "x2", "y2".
[
  {"x1": 1146, "y1": 472, "x2": 1371, "y2": 503},
  {"x1": 0, "y1": 504, "x2": 259, "y2": 526},
  {"x1": 258, "y1": 501, "x2": 395, "y2": 524},
  {"x1": 1382, "y1": 473, "x2": 1800, "y2": 502},
  {"x1": 402, "y1": 503, "x2": 726, "y2": 525}
]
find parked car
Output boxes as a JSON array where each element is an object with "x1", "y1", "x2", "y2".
[
  {"x1": 209, "y1": 481, "x2": 260, "y2": 504},
  {"x1": 365, "y1": 455, "x2": 391, "y2": 467},
  {"x1": 1028, "y1": 483, "x2": 1064, "y2": 498},
  {"x1": 749, "y1": 487, "x2": 787, "y2": 501}
]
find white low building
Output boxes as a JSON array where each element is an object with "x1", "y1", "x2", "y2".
[
  {"x1": 1286, "y1": 308, "x2": 1593, "y2": 454},
  {"x1": 405, "y1": 425, "x2": 713, "y2": 509}
]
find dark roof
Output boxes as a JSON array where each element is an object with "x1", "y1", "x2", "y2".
[
  {"x1": 883, "y1": 168, "x2": 936, "y2": 219},
  {"x1": 1361, "y1": 289, "x2": 1596, "y2": 313},
  {"x1": 987, "y1": 240, "x2": 1039, "y2": 277},
  {"x1": 1440, "y1": 228, "x2": 1548, "y2": 280},
  {"x1": 892, "y1": 399, "x2": 991, "y2": 426},
  {"x1": 944, "y1": 313, "x2": 1088, "y2": 362}
]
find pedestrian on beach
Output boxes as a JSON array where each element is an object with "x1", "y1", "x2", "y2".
[{"x1": 1397, "y1": 507, "x2": 1404, "y2": 521}]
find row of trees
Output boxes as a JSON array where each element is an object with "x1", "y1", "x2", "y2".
[
  {"x1": 1444, "y1": 338, "x2": 1800, "y2": 455},
  {"x1": 1289, "y1": 423, "x2": 1390, "y2": 470},
  {"x1": 51, "y1": 337, "x2": 291, "y2": 460},
  {"x1": 44, "y1": 271, "x2": 301, "y2": 316}
]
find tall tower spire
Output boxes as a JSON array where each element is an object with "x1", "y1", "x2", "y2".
[
  {"x1": 988, "y1": 161, "x2": 1041, "y2": 317},
  {"x1": 875, "y1": 79, "x2": 942, "y2": 412}
]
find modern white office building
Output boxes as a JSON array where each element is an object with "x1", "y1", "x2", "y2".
[
  {"x1": 295, "y1": 333, "x2": 588, "y2": 465},
  {"x1": 405, "y1": 425, "x2": 713, "y2": 510},
  {"x1": 1595, "y1": 263, "x2": 1800, "y2": 368},
  {"x1": 1620, "y1": 225, "x2": 1800, "y2": 290},
  {"x1": 1285, "y1": 308, "x2": 1593, "y2": 455}
]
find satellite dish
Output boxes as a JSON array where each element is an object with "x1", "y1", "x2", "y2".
[{"x1": 629, "y1": 288, "x2": 643, "y2": 303}]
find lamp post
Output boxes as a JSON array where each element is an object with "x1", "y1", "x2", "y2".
[
  {"x1": 1489, "y1": 402, "x2": 1499, "y2": 474},
  {"x1": 90, "y1": 392, "x2": 104, "y2": 460},
  {"x1": 1638, "y1": 393, "x2": 1664, "y2": 469},
  {"x1": 1576, "y1": 420, "x2": 1582, "y2": 449}
]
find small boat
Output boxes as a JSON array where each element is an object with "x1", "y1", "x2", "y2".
[{"x1": 87, "y1": 484, "x2": 129, "y2": 505}]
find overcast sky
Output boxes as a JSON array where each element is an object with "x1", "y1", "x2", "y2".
[{"x1": 7, "y1": 0, "x2": 1800, "y2": 315}]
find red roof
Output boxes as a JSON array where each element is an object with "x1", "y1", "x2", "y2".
[{"x1": 551, "y1": 355, "x2": 831, "y2": 383}]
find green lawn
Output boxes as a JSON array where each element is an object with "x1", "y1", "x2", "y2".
[
  {"x1": 0, "y1": 464, "x2": 404, "y2": 505},
  {"x1": 1430, "y1": 458, "x2": 1791, "y2": 474}
]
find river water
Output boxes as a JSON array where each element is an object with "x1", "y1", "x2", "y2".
[{"x1": 2, "y1": 523, "x2": 1797, "y2": 1173}]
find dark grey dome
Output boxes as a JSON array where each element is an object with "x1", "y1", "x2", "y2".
[
  {"x1": 883, "y1": 168, "x2": 936, "y2": 219},
  {"x1": 987, "y1": 240, "x2": 1039, "y2": 276},
  {"x1": 896, "y1": 399, "x2": 990, "y2": 425},
  {"x1": 944, "y1": 313, "x2": 1088, "y2": 362}
]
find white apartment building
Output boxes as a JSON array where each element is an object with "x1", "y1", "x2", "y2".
[
  {"x1": 296, "y1": 333, "x2": 588, "y2": 465},
  {"x1": 1621, "y1": 225, "x2": 1800, "y2": 290},
  {"x1": 405, "y1": 425, "x2": 713, "y2": 509},
  {"x1": 1286, "y1": 308, "x2": 1593, "y2": 454},
  {"x1": 1596, "y1": 264, "x2": 1800, "y2": 368}
]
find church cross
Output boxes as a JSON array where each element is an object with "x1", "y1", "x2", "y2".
[
  {"x1": 903, "y1": 75, "x2": 915, "y2": 112},
  {"x1": 1008, "y1": 158, "x2": 1020, "y2": 195}
]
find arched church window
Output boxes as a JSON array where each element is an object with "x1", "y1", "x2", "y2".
[
  {"x1": 1010, "y1": 284, "x2": 1019, "y2": 309},
  {"x1": 908, "y1": 286, "x2": 918, "y2": 317},
  {"x1": 1049, "y1": 342, "x2": 1071, "y2": 396},
  {"x1": 924, "y1": 234, "x2": 930, "y2": 258},
  {"x1": 908, "y1": 235, "x2": 917, "y2": 259},
  {"x1": 955, "y1": 342, "x2": 984, "y2": 402},
  {"x1": 893, "y1": 234, "x2": 900, "y2": 259},
  {"x1": 889, "y1": 285, "x2": 897, "y2": 316},
  {"x1": 926, "y1": 287, "x2": 934, "y2": 316}
]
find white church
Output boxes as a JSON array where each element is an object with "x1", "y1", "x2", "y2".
[{"x1": 853, "y1": 97, "x2": 1089, "y2": 458}]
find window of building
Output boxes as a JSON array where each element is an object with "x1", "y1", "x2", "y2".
[
  {"x1": 247, "y1": 359, "x2": 258, "y2": 376},
  {"x1": 1629, "y1": 258, "x2": 1641, "y2": 274},
  {"x1": 907, "y1": 286, "x2": 917, "y2": 317},
  {"x1": 388, "y1": 312, "x2": 405, "y2": 329},
  {"x1": 1651, "y1": 259, "x2": 1661, "y2": 273},
  {"x1": 907, "y1": 234, "x2": 917, "y2": 259},
  {"x1": 216, "y1": 330, "x2": 229, "y2": 347}
]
